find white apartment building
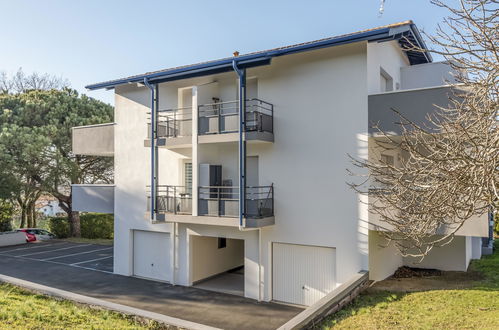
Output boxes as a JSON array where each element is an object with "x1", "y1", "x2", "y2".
[{"x1": 72, "y1": 21, "x2": 491, "y2": 307}]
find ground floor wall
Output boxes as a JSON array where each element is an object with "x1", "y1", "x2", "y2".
[
  {"x1": 369, "y1": 230, "x2": 484, "y2": 281},
  {"x1": 113, "y1": 220, "x2": 368, "y2": 305}
]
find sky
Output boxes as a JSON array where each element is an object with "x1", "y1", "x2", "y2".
[{"x1": 0, "y1": 0, "x2": 452, "y2": 105}]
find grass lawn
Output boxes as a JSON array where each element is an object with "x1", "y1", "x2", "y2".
[
  {"x1": 0, "y1": 284, "x2": 162, "y2": 329},
  {"x1": 319, "y1": 241, "x2": 499, "y2": 329},
  {"x1": 61, "y1": 237, "x2": 114, "y2": 245}
]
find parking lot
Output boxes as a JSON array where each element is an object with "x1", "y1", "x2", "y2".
[
  {"x1": 0, "y1": 240, "x2": 113, "y2": 273},
  {"x1": 0, "y1": 239, "x2": 301, "y2": 330}
]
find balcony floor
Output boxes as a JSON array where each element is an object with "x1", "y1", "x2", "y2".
[{"x1": 148, "y1": 213, "x2": 275, "y2": 228}]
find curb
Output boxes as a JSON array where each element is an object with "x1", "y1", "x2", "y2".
[{"x1": 0, "y1": 274, "x2": 220, "y2": 330}]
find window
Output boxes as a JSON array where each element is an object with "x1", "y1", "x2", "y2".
[
  {"x1": 184, "y1": 162, "x2": 192, "y2": 193},
  {"x1": 380, "y1": 154, "x2": 395, "y2": 166},
  {"x1": 380, "y1": 67, "x2": 394, "y2": 92},
  {"x1": 218, "y1": 237, "x2": 227, "y2": 249}
]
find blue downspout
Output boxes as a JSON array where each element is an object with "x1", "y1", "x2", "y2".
[
  {"x1": 144, "y1": 78, "x2": 157, "y2": 221},
  {"x1": 232, "y1": 60, "x2": 246, "y2": 228}
]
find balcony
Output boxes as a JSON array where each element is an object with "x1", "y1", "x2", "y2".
[
  {"x1": 72, "y1": 123, "x2": 115, "y2": 156},
  {"x1": 146, "y1": 185, "x2": 274, "y2": 228},
  {"x1": 145, "y1": 107, "x2": 192, "y2": 149},
  {"x1": 198, "y1": 98, "x2": 274, "y2": 144},
  {"x1": 147, "y1": 185, "x2": 192, "y2": 215},
  {"x1": 368, "y1": 85, "x2": 463, "y2": 135},
  {"x1": 198, "y1": 185, "x2": 274, "y2": 219},
  {"x1": 72, "y1": 184, "x2": 114, "y2": 214}
]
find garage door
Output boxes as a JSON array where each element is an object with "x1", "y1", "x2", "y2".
[
  {"x1": 133, "y1": 230, "x2": 171, "y2": 282},
  {"x1": 273, "y1": 243, "x2": 336, "y2": 306}
]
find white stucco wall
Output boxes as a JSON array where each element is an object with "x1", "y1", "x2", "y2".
[
  {"x1": 367, "y1": 40, "x2": 409, "y2": 94},
  {"x1": 368, "y1": 230, "x2": 402, "y2": 281},
  {"x1": 190, "y1": 236, "x2": 244, "y2": 283},
  {"x1": 247, "y1": 42, "x2": 369, "y2": 299},
  {"x1": 114, "y1": 83, "x2": 191, "y2": 277},
  {"x1": 112, "y1": 40, "x2": 378, "y2": 301},
  {"x1": 471, "y1": 236, "x2": 483, "y2": 260},
  {"x1": 401, "y1": 61, "x2": 459, "y2": 90},
  {"x1": 403, "y1": 235, "x2": 471, "y2": 271}
]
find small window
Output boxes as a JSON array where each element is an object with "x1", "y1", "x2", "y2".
[
  {"x1": 218, "y1": 237, "x2": 227, "y2": 249},
  {"x1": 381, "y1": 154, "x2": 395, "y2": 166},
  {"x1": 380, "y1": 67, "x2": 394, "y2": 92}
]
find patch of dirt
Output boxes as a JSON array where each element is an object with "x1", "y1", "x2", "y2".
[
  {"x1": 369, "y1": 266, "x2": 484, "y2": 292},
  {"x1": 393, "y1": 266, "x2": 442, "y2": 278}
]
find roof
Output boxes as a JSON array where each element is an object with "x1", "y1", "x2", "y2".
[{"x1": 86, "y1": 21, "x2": 431, "y2": 91}]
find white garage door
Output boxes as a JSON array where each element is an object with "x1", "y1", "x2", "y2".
[
  {"x1": 273, "y1": 243, "x2": 336, "y2": 306},
  {"x1": 133, "y1": 230, "x2": 171, "y2": 282}
]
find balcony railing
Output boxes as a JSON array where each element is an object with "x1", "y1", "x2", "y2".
[
  {"x1": 147, "y1": 185, "x2": 192, "y2": 215},
  {"x1": 198, "y1": 185, "x2": 274, "y2": 219},
  {"x1": 147, "y1": 107, "x2": 192, "y2": 138},
  {"x1": 198, "y1": 99, "x2": 273, "y2": 135}
]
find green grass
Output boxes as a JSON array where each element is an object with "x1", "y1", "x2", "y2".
[
  {"x1": 0, "y1": 283, "x2": 164, "y2": 329},
  {"x1": 319, "y1": 241, "x2": 499, "y2": 329}
]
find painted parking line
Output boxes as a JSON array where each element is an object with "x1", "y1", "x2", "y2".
[
  {"x1": 41, "y1": 247, "x2": 113, "y2": 261},
  {"x1": 0, "y1": 250, "x2": 114, "y2": 275},
  {"x1": 71, "y1": 255, "x2": 113, "y2": 266},
  {"x1": 0, "y1": 242, "x2": 69, "y2": 253},
  {"x1": 16, "y1": 244, "x2": 92, "y2": 257}
]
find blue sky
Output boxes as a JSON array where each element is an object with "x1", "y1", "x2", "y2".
[{"x1": 0, "y1": 0, "x2": 451, "y2": 105}]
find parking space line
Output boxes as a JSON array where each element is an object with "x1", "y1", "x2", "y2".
[
  {"x1": 0, "y1": 242, "x2": 69, "y2": 253},
  {"x1": 41, "y1": 247, "x2": 113, "y2": 261},
  {"x1": 0, "y1": 251, "x2": 114, "y2": 274},
  {"x1": 17, "y1": 244, "x2": 92, "y2": 257},
  {"x1": 71, "y1": 255, "x2": 113, "y2": 266}
]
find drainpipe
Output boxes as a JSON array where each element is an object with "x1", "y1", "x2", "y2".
[
  {"x1": 232, "y1": 60, "x2": 246, "y2": 230},
  {"x1": 144, "y1": 78, "x2": 157, "y2": 222}
]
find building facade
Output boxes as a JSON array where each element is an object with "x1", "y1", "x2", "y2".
[{"x1": 72, "y1": 21, "x2": 490, "y2": 307}]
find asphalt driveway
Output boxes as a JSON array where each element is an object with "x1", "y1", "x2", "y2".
[{"x1": 0, "y1": 241, "x2": 301, "y2": 330}]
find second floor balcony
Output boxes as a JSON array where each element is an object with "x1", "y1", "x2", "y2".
[
  {"x1": 198, "y1": 98, "x2": 274, "y2": 143},
  {"x1": 145, "y1": 98, "x2": 274, "y2": 149},
  {"x1": 146, "y1": 107, "x2": 192, "y2": 149}
]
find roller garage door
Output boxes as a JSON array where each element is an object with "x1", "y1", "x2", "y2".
[
  {"x1": 272, "y1": 243, "x2": 336, "y2": 306},
  {"x1": 133, "y1": 230, "x2": 171, "y2": 282}
]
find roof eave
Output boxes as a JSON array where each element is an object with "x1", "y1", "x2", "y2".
[{"x1": 86, "y1": 23, "x2": 430, "y2": 91}]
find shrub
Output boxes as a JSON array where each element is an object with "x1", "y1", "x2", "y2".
[
  {"x1": 48, "y1": 217, "x2": 70, "y2": 238},
  {"x1": 80, "y1": 213, "x2": 114, "y2": 239},
  {"x1": 48, "y1": 213, "x2": 113, "y2": 239},
  {"x1": 0, "y1": 201, "x2": 14, "y2": 232}
]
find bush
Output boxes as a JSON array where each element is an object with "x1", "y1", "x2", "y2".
[
  {"x1": 0, "y1": 201, "x2": 14, "y2": 232},
  {"x1": 48, "y1": 216, "x2": 70, "y2": 238},
  {"x1": 48, "y1": 213, "x2": 113, "y2": 239},
  {"x1": 80, "y1": 213, "x2": 114, "y2": 239}
]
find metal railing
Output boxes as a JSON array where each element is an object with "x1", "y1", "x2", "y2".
[
  {"x1": 147, "y1": 107, "x2": 192, "y2": 138},
  {"x1": 198, "y1": 98, "x2": 274, "y2": 135},
  {"x1": 198, "y1": 184, "x2": 274, "y2": 218},
  {"x1": 147, "y1": 185, "x2": 192, "y2": 215}
]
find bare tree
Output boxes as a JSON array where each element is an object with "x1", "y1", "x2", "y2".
[
  {"x1": 350, "y1": 0, "x2": 498, "y2": 257},
  {"x1": 0, "y1": 68, "x2": 69, "y2": 94}
]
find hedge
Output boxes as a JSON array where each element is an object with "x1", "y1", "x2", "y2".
[{"x1": 48, "y1": 213, "x2": 113, "y2": 239}]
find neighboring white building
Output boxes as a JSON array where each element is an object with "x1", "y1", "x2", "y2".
[
  {"x1": 72, "y1": 21, "x2": 490, "y2": 307},
  {"x1": 36, "y1": 196, "x2": 65, "y2": 217}
]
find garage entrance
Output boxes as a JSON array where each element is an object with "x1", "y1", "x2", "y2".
[
  {"x1": 191, "y1": 236, "x2": 244, "y2": 296},
  {"x1": 273, "y1": 243, "x2": 336, "y2": 306},
  {"x1": 133, "y1": 230, "x2": 171, "y2": 282}
]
